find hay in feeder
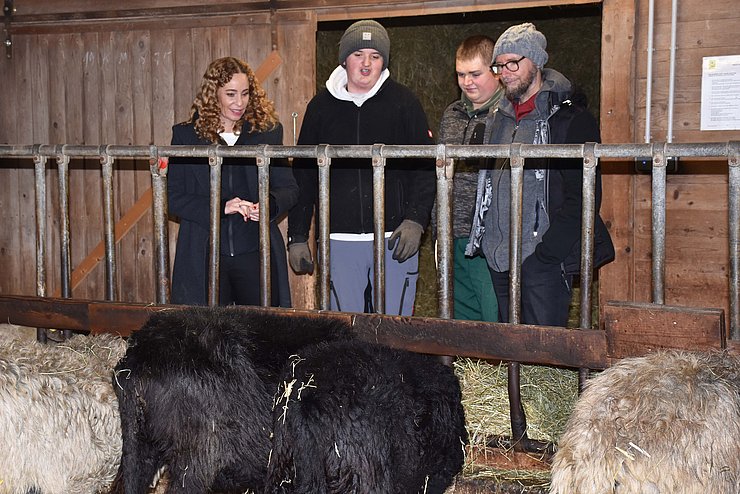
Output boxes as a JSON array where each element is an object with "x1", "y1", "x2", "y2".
[{"x1": 453, "y1": 358, "x2": 580, "y2": 491}]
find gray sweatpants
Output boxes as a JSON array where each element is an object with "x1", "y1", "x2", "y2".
[{"x1": 329, "y1": 236, "x2": 419, "y2": 316}]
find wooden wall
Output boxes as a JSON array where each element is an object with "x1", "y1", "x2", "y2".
[
  {"x1": 1, "y1": 0, "x2": 739, "y2": 325},
  {"x1": 0, "y1": 7, "x2": 317, "y2": 305},
  {"x1": 599, "y1": 0, "x2": 740, "y2": 327}
]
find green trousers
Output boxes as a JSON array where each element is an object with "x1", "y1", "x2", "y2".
[{"x1": 453, "y1": 237, "x2": 499, "y2": 322}]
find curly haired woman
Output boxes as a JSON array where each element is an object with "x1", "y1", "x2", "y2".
[{"x1": 168, "y1": 56, "x2": 298, "y2": 307}]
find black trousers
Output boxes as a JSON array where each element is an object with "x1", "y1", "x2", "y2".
[
  {"x1": 489, "y1": 255, "x2": 573, "y2": 327},
  {"x1": 219, "y1": 251, "x2": 279, "y2": 307}
]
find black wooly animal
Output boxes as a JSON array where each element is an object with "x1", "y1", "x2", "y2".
[
  {"x1": 266, "y1": 339, "x2": 468, "y2": 494},
  {"x1": 112, "y1": 306, "x2": 351, "y2": 494}
]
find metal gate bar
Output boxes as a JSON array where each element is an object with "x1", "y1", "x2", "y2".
[{"x1": 1, "y1": 141, "x2": 738, "y2": 339}]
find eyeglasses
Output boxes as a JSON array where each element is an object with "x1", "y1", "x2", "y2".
[{"x1": 490, "y1": 56, "x2": 526, "y2": 75}]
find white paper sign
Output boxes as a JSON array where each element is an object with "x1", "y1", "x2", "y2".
[{"x1": 701, "y1": 55, "x2": 740, "y2": 131}]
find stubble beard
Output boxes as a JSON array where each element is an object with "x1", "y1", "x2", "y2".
[{"x1": 504, "y1": 66, "x2": 536, "y2": 102}]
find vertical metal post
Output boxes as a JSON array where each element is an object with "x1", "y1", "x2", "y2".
[
  {"x1": 316, "y1": 145, "x2": 331, "y2": 310},
  {"x1": 579, "y1": 143, "x2": 597, "y2": 328},
  {"x1": 208, "y1": 148, "x2": 223, "y2": 307},
  {"x1": 100, "y1": 147, "x2": 117, "y2": 301},
  {"x1": 33, "y1": 147, "x2": 47, "y2": 342},
  {"x1": 578, "y1": 143, "x2": 598, "y2": 389},
  {"x1": 729, "y1": 141, "x2": 740, "y2": 340},
  {"x1": 56, "y1": 147, "x2": 72, "y2": 299},
  {"x1": 150, "y1": 147, "x2": 170, "y2": 304},
  {"x1": 33, "y1": 149, "x2": 47, "y2": 298},
  {"x1": 256, "y1": 145, "x2": 272, "y2": 307},
  {"x1": 56, "y1": 146, "x2": 74, "y2": 339},
  {"x1": 372, "y1": 144, "x2": 386, "y2": 314},
  {"x1": 435, "y1": 144, "x2": 454, "y2": 319},
  {"x1": 507, "y1": 143, "x2": 528, "y2": 450},
  {"x1": 651, "y1": 142, "x2": 667, "y2": 304},
  {"x1": 509, "y1": 143, "x2": 524, "y2": 324}
]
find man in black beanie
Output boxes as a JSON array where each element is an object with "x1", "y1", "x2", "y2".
[{"x1": 288, "y1": 19, "x2": 435, "y2": 316}]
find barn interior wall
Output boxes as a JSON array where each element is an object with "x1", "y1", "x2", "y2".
[{"x1": 600, "y1": 0, "x2": 740, "y2": 330}]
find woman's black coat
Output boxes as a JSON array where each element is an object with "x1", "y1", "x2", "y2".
[{"x1": 168, "y1": 120, "x2": 298, "y2": 307}]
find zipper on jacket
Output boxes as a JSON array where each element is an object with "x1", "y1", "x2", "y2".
[
  {"x1": 227, "y1": 165, "x2": 235, "y2": 256},
  {"x1": 355, "y1": 108, "x2": 367, "y2": 231}
]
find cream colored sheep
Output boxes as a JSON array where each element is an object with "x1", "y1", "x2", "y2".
[
  {"x1": 550, "y1": 350, "x2": 740, "y2": 494},
  {"x1": 0, "y1": 331, "x2": 127, "y2": 494}
]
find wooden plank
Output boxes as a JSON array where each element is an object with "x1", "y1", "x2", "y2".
[
  {"x1": 0, "y1": 294, "x2": 612, "y2": 368},
  {"x1": 64, "y1": 34, "x2": 86, "y2": 297},
  {"x1": 599, "y1": 0, "x2": 636, "y2": 306},
  {"x1": 636, "y1": 0, "x2": 739, "y2": 25},
  {"x1": 636, "y1": 46, "x2": 740, "y2": 81},
  {"x1": 2, "y1": 295, "x2": 738, "y2": 366},
  {"x1": 150, "y1": 29, "x2": 179, "y2": 276},
  {"x1": 191, "y1": 26, "x2": 213, "y2": 86},
  {"x1": 603, "y1": 301, "x2": 726, "y2": 359},
  {"x1": 173, "y1": 28, "x2": 194, "y2": 126},
  {"x1": 0, "y1": 36, "x2": 24, "y2": 295},
  {"x1": 23, "y1": 35, "x2": 51, "y2": 296},
  {"x1": 13, "y1": 0, "x2": 595, "y2": 22},
  {"x1": 132, "y1": 29, "x2": 155, "y2": 303},
  {"x1": 81, "y1": 31, "x2": 104, "y2": 299},
  {"x1": 634, "y1": 175, "x2": 729, "y2": 211},
  {"x1": 151, "y1": 29, "x2": 175, "y2": 147},
  {"x1": 309, "y1": 0, "x2": 598, "y2": 21},
  {"x1": 12, "y1": 0, "x2": 268, "y2": 16},
  {"x1": 632, "y1": 259, "x2": 730, "y2": 320},
  {"x1": 274, "y1": 11, "x2": 317, "y2": 310},
  {"x1": 211, "y1": 26, "x2": 231, "y2": 60},
  {"x1": 45, "y1": 35, "x2": 69, "y2": 296}
]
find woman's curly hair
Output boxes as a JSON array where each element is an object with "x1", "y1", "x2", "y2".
[{"x1": 188, "y1": 57, "x2": 279, "y2": 143}]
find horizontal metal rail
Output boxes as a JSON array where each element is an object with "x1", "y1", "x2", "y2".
[
  {"x1": 0, "y1": 142, "x2": 735, "y2": 160},
  {"x1": 1, "y1": 141, "x2": 738, "y2": 340}
]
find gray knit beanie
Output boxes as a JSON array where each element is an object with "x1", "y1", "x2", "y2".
[
  {"x1": 338, "y1": 20, "x2": 390, "y2": 70},
  {"x1": 493, "y1": 22, "x2": 548, "y2": 68}
]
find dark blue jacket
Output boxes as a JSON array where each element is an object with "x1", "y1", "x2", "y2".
[{"x1": 168, "y1": 120, "x2": 298, "y2": 306}]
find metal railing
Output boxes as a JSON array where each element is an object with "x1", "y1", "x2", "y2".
[{"x1": 1, "y1": 141, "x2": 738, "y2": 340}]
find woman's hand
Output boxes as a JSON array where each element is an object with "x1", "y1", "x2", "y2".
[{"x1": 225, "y1": 197, "x2": 260, "y2": 222}]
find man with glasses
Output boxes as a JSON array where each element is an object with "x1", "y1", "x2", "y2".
[
  {"x1": 468, "y1": 21, "x2": 614, "y2": 327},
  {"x1": 466, "y1": 22, "x2": 614, "y2": 451}
]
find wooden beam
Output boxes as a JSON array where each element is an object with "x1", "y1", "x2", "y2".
[
  {"x1": 2, "y1": 296, "x2": 735, "y2": 367},
  {"x1": 603, "y1": 301, "x2": 727, "y2": 359},
  {"x1": 0, "y1": 295, "x2": 611, "y2": 368},
  {"x1": 10, "y1": 0, "x2": 600, "y2": 28},
  {"x1": 599, "y1": 0, "x2": 636, "y2": 306}
]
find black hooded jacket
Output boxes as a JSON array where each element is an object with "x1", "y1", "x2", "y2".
[{"x1": 287, "y1": 77, "x2": 435, "y2": 243}]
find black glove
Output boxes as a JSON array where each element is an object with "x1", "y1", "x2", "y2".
[
  {"x1": 288, "y1": 242, "x2": 314, "y2": 274},
  {"x1": 388, "y1": 220, "x2": 424, "y2": 262}
]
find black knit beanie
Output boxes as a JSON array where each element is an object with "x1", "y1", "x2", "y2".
[{"x1": 338, "y1": 20, "x2": 390, "y2": 70}]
